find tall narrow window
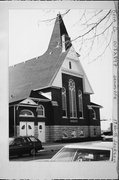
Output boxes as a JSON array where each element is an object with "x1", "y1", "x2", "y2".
[
  {"x1": 37, "y1": 105, "x2": 45, "y2": 117},
  {"x1": 92, "y1": 109, "x2": 96, "y2": 120},
  {"x1": 69, "y1": 79, "x2": 77, "y2": 118},
  {"x1": 78, "y1": 90, "x2": 83, "y2": 118},
  {"x1": 69, "y1": 61, "x2": 72, "y2": 69},
  {"x1": 62, "y1": 87, "x2": 67, "y2": 117}
]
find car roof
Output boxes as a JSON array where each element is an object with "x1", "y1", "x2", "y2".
[
  {"x1": 10, "y1": 136, "x2": 35, "y2": 138},
  {"x1": 63, "y1": 141, "x2": 113, "y2": 150}
]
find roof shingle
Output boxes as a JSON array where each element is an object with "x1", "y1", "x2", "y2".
[{"x1": 9, "y1": 14, "x2": 70, "y2": 103}]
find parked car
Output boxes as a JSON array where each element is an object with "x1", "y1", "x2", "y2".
[
  {"x1": 101, "y1": 131, "x2": 113, "y2": 141},
  {"x1": 9, "y1": 136, "x2": 44, "y2": 158},
  {"x1": 50, "y1": 141, "x2": 113, "y2": 162}
]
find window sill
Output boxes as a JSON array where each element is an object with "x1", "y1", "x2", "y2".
[
  {"x1": 79, "y1": 117, "x2": 84, "y2": 119},
  {"x1": 19, "y1": 116, "x2": 34, "y2": 118},
  {"x1": 70, "y1": 117, "x2": 78, "y2": 119},
  {"x1": 37, "y1": 116, "x2": 46, "y2": 118},
  {"x1": 62, "y1": 116, "x2": 68, "y2": 119}
]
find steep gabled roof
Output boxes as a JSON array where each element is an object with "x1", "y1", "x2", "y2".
[
  {"x1": 9, "y1": 14, "x2": 71, "y2": 103},
  {"x1": 9, "y1": 14, "x2": 94, "y2": 104}
]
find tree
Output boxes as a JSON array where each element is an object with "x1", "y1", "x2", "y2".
[
  {"x1": 38, "y1": 4, "x2": 117, "y2": 63},
  {"x1": 36, "y1": 4, "x2": 118, "y2": 121}
]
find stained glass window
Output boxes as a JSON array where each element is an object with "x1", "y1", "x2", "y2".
[
  {"x1": 62, "y1": 87, "x2": 67, "y2": 117},
  {"x1": 69, "y1": 79, "x2": 77, "y2": 118},
  {"x1": 78, "y1": 90, "x2": 83, "y2": 118}
]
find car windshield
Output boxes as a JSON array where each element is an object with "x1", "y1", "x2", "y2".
[
  {"x1": 52, "y1": 148, "x2": 77, "y2": 161},
  {"x1": 9, "y1": 139, "x2": 14, "y2": 145},
  {"x1": 29, "y1": 137, "x2": 38, "y2": 142},
  {"x1": 52, "y1": 148, "x2": 110, "y2": 162}
]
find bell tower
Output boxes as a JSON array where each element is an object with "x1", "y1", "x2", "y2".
[
  {"x1": 58, "y1": 14, "x2": 72, "y2": 52},
  {"x1": 48, "y1": 13, "x2": 72, "y2": 53}
]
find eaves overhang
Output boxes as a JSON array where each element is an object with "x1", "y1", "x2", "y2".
[{"x1": 87, "y1": 102, "x2": 103, "y2": 109}]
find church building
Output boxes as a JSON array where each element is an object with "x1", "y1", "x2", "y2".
[{"x1": 9, "y1": 14, "x2": 102, "y2": 142}]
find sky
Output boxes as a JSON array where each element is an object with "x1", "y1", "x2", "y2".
[{"x1": 9, "y1": 8, "x2": 113, "y2": 121}]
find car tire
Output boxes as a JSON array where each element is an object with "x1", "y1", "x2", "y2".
[{"x1": 30, "y1": 148, "x2": 36, "y2": 156}]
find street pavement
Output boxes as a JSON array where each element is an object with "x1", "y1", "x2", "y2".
[
  {"x1": 9, "y1": 141, "x2": 103, "y2": 161},
  {"x1": 9, "y1": 142, "x2": 67, "y2": 161},
  {"x1": 42, "y1": 142, "x2": 69, "y2": 151}
]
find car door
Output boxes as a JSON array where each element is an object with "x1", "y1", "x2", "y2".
[
  {"x1": 9, "y1": 140, "x2": 18, "y2": 157},
  {"x1": 22, "y1": 137, "x2": 33, "y2": 154},
  {"x1": 28, "y1": 136, "x2": 39, "y2": 150},
  {"x1": 9, "y1": 138, "x2": 24, "y2": 156}
]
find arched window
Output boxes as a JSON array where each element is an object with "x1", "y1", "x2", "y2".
[
  {"x1": 21, "y1": 125, "x2": 25, "y2": 129},
  {"x1": 39, "y1": 125, "x2": 42, "y2": 129},
  {"x1": 62, "y1": 87, "x2": 67, "y2": 117},
  {"x1": 28, "y1": 125, "x2": 32, "y2": 129},
  {"x1": 19, "y1": 109, "x2": 34, "y2": 117},
  {"x1": 37, "y1": 105, "x2": 45, "y2": 117},
  {"x1": 92, "y1": 109, "x2": 96, "y2": 120},
  {"x1": 78, "y1": 90, "x2": 83, "y2": 118},
  {"x1": 69, "y1": 79, "x2": 77, "y2": 118}
]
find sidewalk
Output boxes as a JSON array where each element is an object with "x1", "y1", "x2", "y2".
[
  {"x1": 42, "y1": 137, "x2": 102, "y2": 148},
  {"x1": 42, "y1": 142, "x2": 69, "y2": 151}
]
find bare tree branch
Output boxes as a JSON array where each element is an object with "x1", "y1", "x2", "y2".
[
  {"x1": 81, "y1": 10, "x2": 103, "y2": 26},
  {"x1": 83, "y1": 22, "x2": 113, "y2": 42},
  {"x1": 39, "y1": 9, "x2": 70, "y2": 23},
  {"x1": 72, "y1": 10, "x2": 112, "y2": 42},
  {"x1": 85, "y1": 27, "x2": 97, "y2": 59},
  {"x1": 88, "y1": 31, "x2": 113, "y2": 63},
  {"x1": 39, "y1": 9, "x2": 114, "y2": 63}
]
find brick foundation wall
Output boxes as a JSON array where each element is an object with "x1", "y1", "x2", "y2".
[
  {"x1": 45, "y1": 125, "x2": 89, "y2": 142},
  {"x1": 89, "y1": 126, "x2": 101, "y2": 137},
  {"x1": 15, "y1": 125, "x2": 101, "y2": 142}
]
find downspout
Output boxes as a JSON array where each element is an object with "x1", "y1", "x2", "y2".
[
  {"x1": 87, "y1": 105, "x2": 92, "y2": 138},
  {"x1": 14, "y1": 105, "x2": 16, "y2": 136}
]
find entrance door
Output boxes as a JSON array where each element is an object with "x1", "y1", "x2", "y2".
[
  {"x1": 38, "y1": 122, "x2": 45, "y2": 142},
  {"x1": 20, "y1": 122, "x2": 34, "y2": 136}
]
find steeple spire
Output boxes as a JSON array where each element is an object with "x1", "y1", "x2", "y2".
[{"x1": 48, "y1": 13, "x2": 72, "y2": 53}]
